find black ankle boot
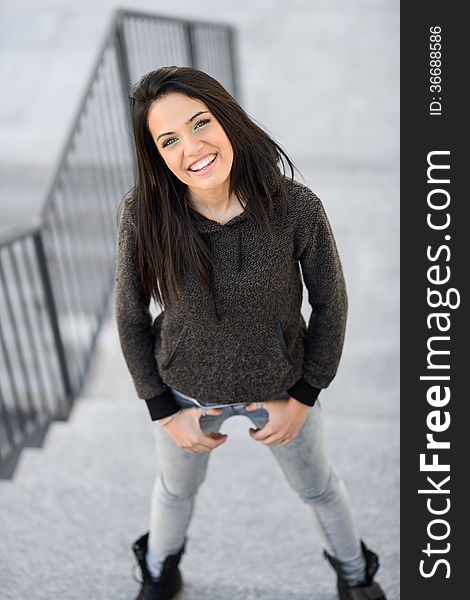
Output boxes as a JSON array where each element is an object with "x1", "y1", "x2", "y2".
[
  {"x1": 131, "y1": 531, "x2": 186, "y2": 600},
  {"x1": 323, "y1": 540, "x2": 387, "y2": 600}
]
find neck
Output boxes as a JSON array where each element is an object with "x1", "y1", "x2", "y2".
[{"x1": 187, "y1": 181, "x2": 240, "y2": 215}]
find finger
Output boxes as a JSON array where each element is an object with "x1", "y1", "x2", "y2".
[
  {"x1": 207, "y1": 432, "x2": 227, "y2": 441},
  {"x1": 187, "y1": 441, "x2": 215, "y2": 453},
  {"x1": 192, "y1": 439, "x2": 226, "y2": 453},
  {"x1": 249, "y1": 426, "x2": 271, "y2": 441},
  {"x1": 261, "y1": 434, "x2": 285, "y2": 446},
  {"x1": 243, "y1": 403, "x2": 258, "y2": 412},
  {"x1": 250, "y1": 428, "x2": 285, "y2": 445},
  {"x1": 249, "y1": 426, "x2": 275, "y2": 441},
  {"x1": 206, "y1": 408, "x2": 224, "y2": 416},
  {"x1": 199, "y1": 433, "x2": 228, "y2": 449},
  {"x1": 198, "y1": 408, "x2": 224, "y2": 418}
]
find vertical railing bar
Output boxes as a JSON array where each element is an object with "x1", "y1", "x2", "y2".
[
  {"x1": 88, "y1": 73, "x2": 114, "y2": 275},
  {"x1": 227, "y1": 25, "x2": 240, "y2": 101},
  {"x1": 203, "y1": 25, "x2": 212, "y2": 72},
  {"x1": 51, "y1": 161, "x2": 96, "y2": 393},
  {"x1": 53, "y1": 180, "x2": 88, "y2": 386},
  {"x1": 33, "y1": 230, "x2": 73, "y2": 409},
  {"x1": 0, "y1": 377, "x2": 14, "y2": 458},
  {"x1": 4, "y1": 247, "x2": 39, "y2": 423},
  {"x1": 0, "y1": 320, "x2": 19, "y2": 449},
  {"x1": 148, "y1": 19, "x2": 160, "y2": 68},
  {"x1": 217, "y1": 29, "x2": 225, "y2": 88},
  {"x1": 115, "y1": 13, "x2": 134, "y2": 145},
  {"x1": 41, "y1": 205, "x2": 79, "y2": 397},
  {"x1": 180, "y1": 22, "x2": 189, "y2": 65},
  {"x1": 179, "y1": 22, "x2": 189, "y2": 65},
  {"x1": 86, "y1": 82, "x2": 113, "y2": 237},
  {"x1": 94, "y1": 59, "x2": 121, "y2": 255},
  {"x1": 158, "y1": 21, "x2": 168, "y2": 65},
  {"x1": 81, "y1": 94, "x2": 116, "y2": 306},
  {"x1": 108, "y1": 47, "x2": 133, "y2": 182},
  {"x1": 9, "y1": 242, "x2": 49, "y2": 421},
  {"x1": 0, "y1": 257, "x2": 31, "y2": 430},
  {"x1": 222, "y1": 29, "x2": 233, "y2": 96},
  {"x1": 169, "y1": 22, "x2": 181, "y2": 65},
  {"x1": 209, "y1": 26, "x2": 217, "y2": 76},
  {"x1": 78, "y1": 95, "x2": 113, "y2": 300},
  {"x1": 185, "y1": 22, "x2": 197, "y2": 67},
  {"x1": 218, "y1": 29, "x2": 227, "y2": 84},
  {"x1": 203, "y1": 26, "x2": 212, "y2": 73},
  {"x1": 140, "y1": 17, "x2": 152, "y2": 73},
  {"x1": 50, "y1": 179, "x2": 87, "y2": 379},
  {"x1": 206, "y1": 26, "x2": 216, "y2": 75},
  {"x1": 213, "y1": 27, "x2": 223, "y2": 80},
  {"x1": 65, "y1": 137, "x2": 103, "y2": 323},
  {"x1": 97, "y1": 59, "x2": 120, "y2": 230},
  {"x1": 125, "y1": 16, "x2": 137, "y2": 84},
  {"x1": 24, "y1": 236, "x2": 62, "y2": 414},
  {"x1": 102, "y1": 44, "x2": 128, "y2": 200}
]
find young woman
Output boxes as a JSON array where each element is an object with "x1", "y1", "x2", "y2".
[{"x1": 115, "y1": 65, "x2": 387, "y2": 600}]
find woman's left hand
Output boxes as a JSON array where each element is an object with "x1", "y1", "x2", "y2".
[{"x1": 244, "y1": 397, "x2": 311, "y2": 446}]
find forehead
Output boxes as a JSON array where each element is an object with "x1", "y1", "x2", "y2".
[{"x1": 147, "y1": 93, "x2": 208, "y2": 132}]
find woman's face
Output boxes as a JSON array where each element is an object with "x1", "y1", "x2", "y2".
[{"x1": 147, "y1": 92, "x2": 234, "y2": 194}]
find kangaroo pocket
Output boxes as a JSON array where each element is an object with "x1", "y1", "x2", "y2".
[
  {"x1": 155, "y1": 318, "x2": 302, "y2": 404},
  {"x1": 155, "y1": 323, "x2": 188, "y2": 371}
]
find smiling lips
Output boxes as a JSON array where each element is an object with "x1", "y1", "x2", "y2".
[{"x1": 187, "y1": 153, "x2": 218, "y2": 172}]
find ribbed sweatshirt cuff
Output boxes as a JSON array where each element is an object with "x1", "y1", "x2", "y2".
[
  {"x1": 287, "y1": 376, "x2": 321, "y2": 407},
  {"x1": 144, "y1": 389, "x2": 181, "y2": 421}
]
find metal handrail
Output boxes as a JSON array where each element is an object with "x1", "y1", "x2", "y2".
[{"x1": 0, "y1": 8, "x2": 239, "y2": 478}]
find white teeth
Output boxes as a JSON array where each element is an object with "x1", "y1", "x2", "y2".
[{"x1": 189, "y1": 153, "x2": 217, "y2": 171}]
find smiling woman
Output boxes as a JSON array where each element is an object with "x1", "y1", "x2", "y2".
[{"x1": 115, "y1": 65, "x2": 387, "y2": 600}]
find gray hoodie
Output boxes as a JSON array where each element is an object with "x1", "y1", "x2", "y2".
[{"x1": 114, "y1": 176, "x2": 348, "y2": 421}]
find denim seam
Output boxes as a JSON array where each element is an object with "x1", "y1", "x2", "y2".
[
  {"x1": 311, "y1": 503, "x2": 338, "y2": 558},
  {"x1": 303, "y1": 467, "x2": 339, "y2": 557}
]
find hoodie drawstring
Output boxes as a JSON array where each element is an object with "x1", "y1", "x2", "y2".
[
  {"x1": 202, "y1": 233, "x2": 221, "y2": 322},
  {"x1": 237, "y1": 221, "x2": 243, "y2": 272},
  {"x1": 201, "y1": 222, "x2": 243, "y2": 322}
]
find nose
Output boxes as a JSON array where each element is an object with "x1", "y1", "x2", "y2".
[{"x1": 183, "y1": 135, "x2": 204, "y2": 159}]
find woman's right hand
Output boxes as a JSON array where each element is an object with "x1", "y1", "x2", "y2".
[{"x1": 160, "y1": 407, "x2": 228, "y2": 453}]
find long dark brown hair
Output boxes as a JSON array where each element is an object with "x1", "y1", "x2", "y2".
[{"x1": 117, "y1": 65, "x2": 301, "y2": 311}]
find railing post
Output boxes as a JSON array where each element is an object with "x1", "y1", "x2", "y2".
[
  {"x1": 33, "y1": 230, "x2": 74, "y2": 412},
  {"x1": 185, "y1": 23, "x2": 197, "y2": 67},
  {"x1": 114, "y1": 11, "x2": 134, "y2": 146},
  {"x1": 227, "y1": 26, "x2": 240, "y2": 102}
]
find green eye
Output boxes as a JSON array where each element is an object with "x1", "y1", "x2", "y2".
[
  {"x1": 161, "y1": 118, "x2": 211, "y2": 148},
  {"x1": 195, "y1": 118, "x2": 210, "y2": 129}
]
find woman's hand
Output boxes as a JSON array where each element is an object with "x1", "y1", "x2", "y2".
[
  {"x1": 245, "y1": 397, "x2": 311, "y2": 446},
  {"x1": 160, "y1": 407, "x2": 228, "y2": 453}
]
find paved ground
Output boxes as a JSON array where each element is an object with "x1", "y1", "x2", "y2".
[{"x1": 0, "y1": 1, "x2": 399, "y2": 598}]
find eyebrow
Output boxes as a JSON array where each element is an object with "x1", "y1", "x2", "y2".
[{"x1": 156, "y1": 111, "x2": 210, "y2": 142}]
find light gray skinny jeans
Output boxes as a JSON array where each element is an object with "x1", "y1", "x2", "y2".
[{"x1": 146, "y1": 388, "x2": 367, "y2": 586}]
